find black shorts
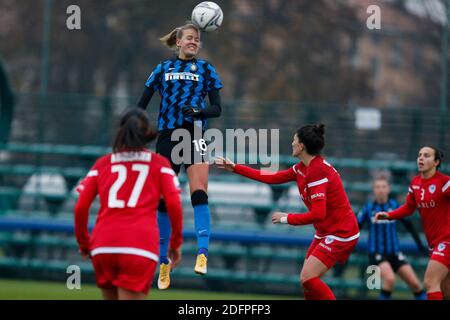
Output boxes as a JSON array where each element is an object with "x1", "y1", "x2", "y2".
[
  {"x1": 368, "y1": 252, "x2": 409, "y2": 272},
  {"x1": 156, "y1": 121, "x2": 209, "y2": 175}
]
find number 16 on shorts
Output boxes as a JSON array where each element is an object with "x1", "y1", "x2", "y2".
[{"x1": 192, "y1": 139, "x2": 208, "y2": 156}]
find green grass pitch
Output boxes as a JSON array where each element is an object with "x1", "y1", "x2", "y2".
[{"x1": 0, "y1": 278, "x2": 299, "y2": 300}]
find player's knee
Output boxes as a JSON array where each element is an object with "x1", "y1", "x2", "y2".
[
  {"x1": 383, "y1": 275, "x2": 395, "y2": 289},
  {"x1": 191, "y1": 190, "x2": 208, "y2": 206},
  {"x1": 407, "y1": 275, "x2": 422, "y2": 292},
  {"x1": 424, "y1": 273, "x2": 440, "y2": 291},
  {"x1": 300, "y1": 271, "x2": 312, "y2": 286},
  {"x1": 158, "y1": 199, "x2": 167, "y2": 212}
]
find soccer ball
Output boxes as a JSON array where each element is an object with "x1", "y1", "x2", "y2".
[{"x1": 191, "y1": 2, "x2": 223, "y2": 32}]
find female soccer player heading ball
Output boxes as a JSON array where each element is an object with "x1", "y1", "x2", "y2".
[
  {"x1": 375, "y1": 146, "x2": 450, "y2": 300},
  {"x1": 74, "y1": 108, "x2": 183, "y2": 300},
  {"x1": 216, "y1": 124, "x2": 360, "y2": 300},
  {"x1": 137, "y1": 22, "x2": 223, "y2": 289}
]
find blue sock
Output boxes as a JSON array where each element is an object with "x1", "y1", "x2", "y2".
[
  {"x1": 414, "y1": 290, "x2": 426, "y2": 300},
  {"x1": 193, "y1": 204, "x2": 210, "y2": 254},
  {"x1": 379, "y1": 290, "x2": 392, "y2": 300},
  {"x1": 198, "y1": 247, "x2": 208, "y2": 257},
  {"x1": 157, "y1": 211, "x2": 171, "y2": 264}
]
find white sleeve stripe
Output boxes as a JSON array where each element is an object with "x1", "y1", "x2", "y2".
[
  {"x1": 307, "y1": 178, "x2": 329, "y2": 188},
  {"x1": 161, "y1": 167, "x2": 176, "y2": 176},
  {"x1": 442, "y1": 180, "x2": 450, "y2": 193},
  {"x1": 87, "y1": 170, "x2": 98, "y2": 177}
]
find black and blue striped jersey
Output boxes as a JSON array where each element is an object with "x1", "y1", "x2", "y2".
[
  {"x1": 144, "y1": 57, "x2": 223, "y2": 131},
  {"x1": 358, "y1": 200, "x2": 400, "y2": 254},
  {"x1": 358, "y1": 199, "x2": 426, "y2": 255}
]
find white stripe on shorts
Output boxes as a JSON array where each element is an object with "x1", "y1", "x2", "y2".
[
  {"x1": 90, "y1": 247, "x2": 159, "y2": 262},
  {"x1": 314, "y1": 232, "x2": 360, "y2": 242}
]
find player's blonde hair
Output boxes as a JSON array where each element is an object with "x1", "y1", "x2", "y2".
[{"x1": 160, "y1": 23, "x2": 200, "y2": 50}]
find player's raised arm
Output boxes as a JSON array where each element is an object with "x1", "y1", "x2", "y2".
[{"x1": 215, "y1": 156, "x2": 297, "y2": 184}]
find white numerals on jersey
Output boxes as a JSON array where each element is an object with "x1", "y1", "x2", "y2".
[
  {"x1": 108, "y1": 164, "x2": 149, "y2": 208},
  {"x1": 420, "y1": 188, "x2": 425, "y2": 201},
  {"x1": 192, "y1": 139, "x2": 207, "y2": 155}
]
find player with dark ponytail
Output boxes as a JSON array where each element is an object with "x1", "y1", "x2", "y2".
[
  {"x1": 216, "y1": 124, "x2": 360, "y2": 300},
  {"x1": 74, "y1": 108, "x2": 183, "y2": 300}
]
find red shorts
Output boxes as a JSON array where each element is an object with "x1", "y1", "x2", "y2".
[
  {"x1": 91, "y1": 254, "x2": 157, "y2": 295},
  {"x1": 430, "y1": 242, "x2": 450, "y2": 270},
  {"x1": 306, "y1": 236, "x2": 359, "y2": 269}
]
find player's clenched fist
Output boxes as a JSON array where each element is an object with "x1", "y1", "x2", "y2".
[
  {"x1": 374, "y1": 212, "x2": 390, "y2": 221},
  {"x1": 272, "y1": 212, "x2": 288, "y2": 224},
  {"x1": 215, "y1": 156, "x2": 236, "y2": 172}
]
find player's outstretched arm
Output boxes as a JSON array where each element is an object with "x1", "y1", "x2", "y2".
[
  {"x1": 215, "y1": 156, "x2": 235, "y2": 172},
  {"x1": 273, "y1": 200, "x2": 327, "y2": 226},
  {"x1": 215, "y1": 156, "x2": 296, "y2": 184},
  {"x1": 375, "y1": 202, "x2": 416, "y2": 222}
]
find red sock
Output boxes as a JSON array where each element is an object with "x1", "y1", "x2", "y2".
[
  {"x1": 426, "y1": 291, "x2": 443, "y2": 300},
  {"x1": 302, "y1": 277, "x2": 336, "y2": 300}
]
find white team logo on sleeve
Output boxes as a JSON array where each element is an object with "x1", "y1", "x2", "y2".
[
  {"x1": 438, "y1": 243, "x2": 446, "y2": 252},
  {"x1": 429, "y1": 184, "x2": 436, "y2": 194}
]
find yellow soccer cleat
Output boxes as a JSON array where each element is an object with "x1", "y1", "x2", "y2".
[
  {"x1": 194, "y1": 253, "x2": 207, "y2": 275},
  {"x1": 157, "y1": 260, "x2": 171, "y2": 290}
]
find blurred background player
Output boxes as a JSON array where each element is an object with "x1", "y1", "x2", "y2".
[
  {"x1": 137, "y1": 22, "x2": 223, "y2": 288},
  {"x1": 216, "y1": 124, "x2": 360, "y2": 300},
  {"x1": 376, "y1": 146, "x2": 450, "y2": 300},
  {"x1": 74, "y1": 108, "x2": 183, "y2": 300},
  {"x1": 358, "y1": 176, "x2": 427, "y2": 300}
]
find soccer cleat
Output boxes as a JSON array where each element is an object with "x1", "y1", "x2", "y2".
[
  {"x1": 157, "y1": 260, "x2": 171, "y2": 290},
  {"x1": 194, "y1": 253, "x2": 207, "y2": 275}
]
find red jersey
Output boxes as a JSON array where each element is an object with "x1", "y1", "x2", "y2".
[
  {"x1": 234, "y1": 156, "x2": 359, "y2": 240},
  {"x1": 388, "y1": 172, "x2": 450, "y2": 249},
  {"x1": 74, "y1": 149, "x2": 183, "y2": 263}
]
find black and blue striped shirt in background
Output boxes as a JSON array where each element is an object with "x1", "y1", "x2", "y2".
[
  {"x1": 358, "y1": 199, "x2": 427, "y2": 255},
  {"x1": 144, "y1": 57, "x2": 223, "y2": 131}
]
